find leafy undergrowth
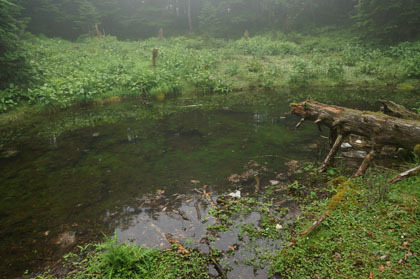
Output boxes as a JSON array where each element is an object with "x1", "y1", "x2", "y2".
[
  {"x1": 56, "y1": 235, "x2": 209, "y2": 279},
  {"x1": 271, "y1": 169, "x2": 420, "y2": 279},
  {"x1": 2, "y1": 30, "x2": 420, "y2": 113}
]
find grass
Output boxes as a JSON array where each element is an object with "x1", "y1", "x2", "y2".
[
  {"x1": 39, "y1": 234, "x2": 210, "y2": 279},
  {"x1": 270, "y1": 168, "x2": 420, "y2": 279},
  {"x1": 1, "y1": 29, "x2": 420, "y2": 113}
]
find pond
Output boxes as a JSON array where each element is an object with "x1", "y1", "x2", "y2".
[{"x1": 0, "y1": 89, "x2": 418, "y2": 278}]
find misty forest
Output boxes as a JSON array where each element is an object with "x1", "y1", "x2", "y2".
[{"x1": 1, "y1": 0, "x2": 420, "y2": 278}]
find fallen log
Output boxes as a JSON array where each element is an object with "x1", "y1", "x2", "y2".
[
  {"x1": 291, "y1": 100, "x2": 420, "y2": 176},
  {"x1": 379, "y1": 100, "x2": 420, "y2": 120}
]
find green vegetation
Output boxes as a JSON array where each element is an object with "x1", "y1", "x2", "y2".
[
  {"x1": 1, "y1": 0, "x2": 419, "y2": 278},
  {"x1": 1, "y1": 31, "x2": 419, "y2": 113},
  {"x1": 59, "y1": 235, "x2": 209, "y2": 279},
  {"x1": 0, "y1": 0, "x2": 33, "y2": 89},
  {"x1": 271, "y1": 170, "x2": 420, "y2": 278}
]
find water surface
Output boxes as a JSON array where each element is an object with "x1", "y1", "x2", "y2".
[{"x1": 0, "y1": 89, "x2": 418, "y2": 278}]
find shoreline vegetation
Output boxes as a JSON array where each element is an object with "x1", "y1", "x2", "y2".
[
  {"x1": 1, "y1": 29, "x2": 419, "y2": 118},
  {"x1": 31, "y1": 163, "x2": 420, "y2": 279}
]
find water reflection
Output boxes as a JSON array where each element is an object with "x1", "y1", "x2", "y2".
[{"x1": 3, "y1": 88, "x2": 415, "y2": 278}]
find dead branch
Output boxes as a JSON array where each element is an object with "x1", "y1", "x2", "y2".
[
  {"x1": 203, "y1": 185, "x2": 218, "y2": 210},
  {"x1": 299, "y1": 211, "x2": 329, "y2": 236},
  {"x1": 174, "y1": 209, "x2": 190, "y2": 221},
  {"x1": 164, "y1": 233, "x2": 190, "y2": 255},
  {"x1": 354, "y1": 145, "x2": 382, "y2": 177},
  {"x1": 194, "y1": 201, "x2": 201, "y2": 221},
  {"x1": 391, "y1": 165, "x2": 420, "y2": 183},
  {"x1": 319, "y1": 133, "x2": 345, "y2": 173},
  {"x1": 209, "y1": 247, "x2": 227, "y2": 279}
]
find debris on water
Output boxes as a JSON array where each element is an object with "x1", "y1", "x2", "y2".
[
  {"x1": 55, "y1": 232, "x2": 76, "y2": 248},
  {"x1": 228, "y1": 174, "x2": 242, "y2": 183},
  {"x1": 341, "y1": 142, "x2": 352, "y2": 148},
  {"x1": 305, "y1": 143, "x2": 318, "y2": 150},
  {"x1": 270, "y1": 180, "x2": 280, "y2": 186},
  {"x1": 190, "y1": 180, "x2": 200, "y2": 185},
  {"x1": 92, "y1": 132, "x2": 100, "y2": 137},
  {"x1": 0, "y1": 149, "x2": 18, "y2": 158},
  {"x1": 342, "y1": 150, "x2": 367, "y2": 159},
  {"x1": 275, "y1": 173, "x2": 288, "y2": 182},
  {"x1": 228, "y1": 190, "x2": 241, "y2": 198},
  {"x1": 228, "y1": 160, "x2": 269, "y2": 184},
  {"x1": 174, "y1": 209, "x2": 190, "y2": 221},
  {"x1": 285, "y1": 160, "x2": 300, "y2": 176}
]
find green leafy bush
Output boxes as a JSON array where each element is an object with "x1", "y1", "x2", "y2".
[
  {"x1": 326, "y1": 58, "x2": 345, "y2": 80},
  {"x1": 288, "y1": 58, "x2": 315, "y2": 86},
  {"x1": 67, "y1": 235, "x2": 210, "y2": 279}
]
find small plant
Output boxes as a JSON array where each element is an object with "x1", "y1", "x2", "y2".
[
  {"x1": 225, "y1": 61, "x2": 240, "y2": 76},
  {"x1": 68, "y1": 234, "x2": 210, "y2": 279},
  {"x1": 288, "y1": 58, "x2": 314, "y2": 86},
  {"x1": 326, "y1": 58, "x2": 344, "y2": 81},
  {"x1": 246, "y1": 58, "x2": 263, "y2": 73}
]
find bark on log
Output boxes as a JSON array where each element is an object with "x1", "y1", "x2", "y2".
[
  {"x1": 379, "y1": 100, "x2": 420, "y2": 121},
  {"x1": 291, "y1": 100, "x2": 420, "y2": 175},
  {"x1": 291, "y1": 100, "x2": 420, "y2": 151}
]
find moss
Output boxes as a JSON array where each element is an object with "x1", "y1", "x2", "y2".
[
  {"x1": 326, "y1": 176, "x2": 347, "y2": 186},
  {"x1": 413, "y1": 144, "x2": 420, "y2": 156},
  {"x1": 326, "y1": 180, "x2": 351, "y2": 211}
]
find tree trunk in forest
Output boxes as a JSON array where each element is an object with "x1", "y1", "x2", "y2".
[
  {"x1": 291, "y1": 100, "x2": 420, "y2": 175},
  {"x1": 244, "y1": 30, "x2": 249, "y2": 41},
  {"x1": 158, "y1": 28, "x2": 163, "y2": 40},
  {"x1": 187, "y1": 0, "x2": 192, "y2": 33}
]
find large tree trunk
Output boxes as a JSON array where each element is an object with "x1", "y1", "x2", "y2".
[{"x1": 291, "y1": 100, "x2": 420, "y2": 175}]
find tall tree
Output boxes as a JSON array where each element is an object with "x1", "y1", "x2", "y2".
[
  {"x1": 354, "y1": 0, "x2": 420, "y2": 41},
  {"x1": 0, "y1": 0, "x2": 31, "y2": 89}
]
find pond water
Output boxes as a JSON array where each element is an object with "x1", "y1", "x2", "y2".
[{"x1": 0, "y1": 89, "x2": 418, "y2": 278}]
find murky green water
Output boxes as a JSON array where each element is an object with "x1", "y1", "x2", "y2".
[{"x1": 0, "y1": 89, "x2": 418, "y2": 278}]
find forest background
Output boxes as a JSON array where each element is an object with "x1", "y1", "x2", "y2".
[{"x1": 1, "y1": 0, "x2": 420, "y2": 111}]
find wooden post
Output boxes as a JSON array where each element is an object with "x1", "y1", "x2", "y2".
[
  {"x1": 152, "y1": 49, "x2": 158, "y2": 67},
  {"x1": 95, "y1": 24, "x2": 102, "y2": 39},
  {"x1": 244, "y1": 29, "x2": 249, "y2": 41},
  {"x1": 158, "y1": 28, "x2": 163, "y2": 40}
]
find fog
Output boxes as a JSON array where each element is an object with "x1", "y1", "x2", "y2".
[{"x1": 19, "y1": 0, "x2": 419, "y2": 42}]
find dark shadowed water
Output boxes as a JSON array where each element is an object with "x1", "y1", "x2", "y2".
[{"x1": 0, "y1": 89, "x2": 418, "y2": 278}]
